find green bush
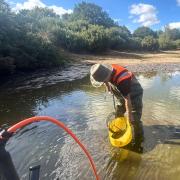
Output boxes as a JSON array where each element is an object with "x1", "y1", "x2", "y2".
[
  {"x1": 133, "y1": 27, "x2": 157, "y2": 39},
  {"x1": 1, "y1": 0, "x2": 180, "y2": 78},
  {"x1": 158, "y1": 34, "x2": 176, "y2": 50},
  {"x1": 0, "y1": 0, "x2": 64, "y2": 75},
  {"x1": 65, "y1": 1, "x2": 116, "y2": 28},
  {"x1": 129, "y1": 37, "x2": 142, "y2": 50},
  {"x1": 174, "y1": 39, "x2": 180, "y2": 48},
  {"x1": 141, "y1": 36, "x2": 159, "y2": 51},
  {"x1": 106, "y1": 26, "x2": 131, "y2": 50},
  {"x1": 80, "y1": 25, "x2": 109, "y2": 52}
]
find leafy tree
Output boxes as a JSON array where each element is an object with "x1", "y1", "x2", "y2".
[
  {"x1": 0, "y1": 0, "x2": 10, "y2": 13},
  {"x1": 141, "y1": 36, "x2": 159, "y2": 51},
  {"x1": 1, "y1": 0, "x2": 180, "y2": 78},
  {"x1": 0, "y1": 0, "x2": 64, "y2": 76},
  {"x1": 129, "y1": 37, "x2": 142, "y2": 50},
  {"x1": 65, "y1": 20, "x2": 89, "y2": 32},
  {"x1": 174, "y1": 39, "x2": 180, "y2": 48},
  {"x1": 81, "y1": 24, "x2": 109, "y2": 52},
  {"x1": 106, "y1": 26, "x2": 131, "y2": 50},
  {"x1": 155, "y1": 30, "x2": 163, "y2": 38},
  {"x1": 16, "y1": 8, "x2": 59, "y2": 33},
  {"x1": 158, "y1": 34, "x2": 176, "y2": 50},
  {"x1": 64, "y1": 2, "x2": 116, "y2": 28},
  {"x1": 163, "y1": 27, "x2": 180, "y2": 41},
  {"x1": 133, "y1": 26, "x2": 157, "y2": 39}
]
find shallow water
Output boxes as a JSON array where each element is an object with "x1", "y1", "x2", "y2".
[{"x1": 1, "y1": 71, "x2": 180, "y2": 180}]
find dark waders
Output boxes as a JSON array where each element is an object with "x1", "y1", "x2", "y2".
[{"x1": 110, "y1": 76, "x2": 144, "y2": 152}]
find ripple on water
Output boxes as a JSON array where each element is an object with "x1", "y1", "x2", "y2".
[{"x1": 2, "y1": 71, "x2": 180, "y2": 179}]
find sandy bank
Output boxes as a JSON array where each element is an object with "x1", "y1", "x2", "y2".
[{"x1": 70, "y1": 50, "x2": 180, "y2": 73}]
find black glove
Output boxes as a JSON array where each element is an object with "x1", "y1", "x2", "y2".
[{"x1": 0, "y1": 124, "x2": 13, "y2": 146}]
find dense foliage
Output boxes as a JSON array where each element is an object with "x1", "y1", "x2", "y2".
[
  {"x1": 0, "y1": 0, "x2": 180, "y2": 76},
  {"x1": 0, "y1": 1, "x2": 63, "y2": 76}
]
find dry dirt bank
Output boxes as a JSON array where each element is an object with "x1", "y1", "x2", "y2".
[{"x1": 70, "y1": 50, "x2": 180, "y2": 72}]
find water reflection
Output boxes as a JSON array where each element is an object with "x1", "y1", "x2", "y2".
[
  {"x1": 0, "y1": 71, "x2": 180, "y2": 180},
  {"x1": 104, "y1": 148, "x2": 142, "y2": 180},
  {"x1": 170, "y1": 86, "x2": 180, "y2": 101}
]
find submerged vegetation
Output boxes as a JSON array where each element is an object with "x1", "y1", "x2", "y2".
[{"x1": 0, "y1": 0, "x2": 180, "y2": 76}]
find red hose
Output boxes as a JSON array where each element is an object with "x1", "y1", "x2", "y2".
[{"x1": 7, "y1": 116, "x2": 99, "y2": 180}]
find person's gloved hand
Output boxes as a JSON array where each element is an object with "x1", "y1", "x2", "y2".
[
  {"x1": 0, "y1": 125, "x2": 13, "y2": 146},
  {"x1": 1, "y1": 130, "x2": 13, "y2": 139}
]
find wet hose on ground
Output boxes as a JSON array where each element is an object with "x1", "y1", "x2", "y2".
[{"x1": 0, "y1": 116, "x2": 100, "y2": 180}]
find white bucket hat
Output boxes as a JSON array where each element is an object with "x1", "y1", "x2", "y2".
[{"x1": 90, "y1": 64, "x2": 113, "y2": 87}]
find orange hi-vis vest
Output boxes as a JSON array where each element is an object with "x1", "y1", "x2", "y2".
[{"x1": 111, "y1": 64, "x2": 133, "y2": 85}]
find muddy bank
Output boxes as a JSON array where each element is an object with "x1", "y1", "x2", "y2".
[
  {"x1": 1, "y1": 61, "x2": 180, "y2": 92},
  {"x1": 1, "y1": 49, "x2": 180, "y2": 92},
  {"x1": 0, "y1": 63, "x2": 91, "y2": 92}
]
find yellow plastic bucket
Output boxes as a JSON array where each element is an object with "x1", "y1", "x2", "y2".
[{"x1": 108, "y1": 116, "x2": 132, "y2": 147}]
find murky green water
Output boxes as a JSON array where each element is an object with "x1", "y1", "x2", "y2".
[{"x1": 1, "y1": 71, "x2": 180, "y2": 180}]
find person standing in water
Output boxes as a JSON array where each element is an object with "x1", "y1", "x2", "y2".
[{"x1": 90, "y1": 64, "x2": 144, "y2": 150}]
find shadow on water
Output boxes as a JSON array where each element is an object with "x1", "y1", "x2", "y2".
[
  {"x1": 143, "y1": 125, "x2": 180, "y2": 150},
  {"x1": 0, "y1": 75, "x2": 91, "y2": 125},
  {"x1": 103, "y1": 148, "x2": 142, "y2": 180},
  {"x1": 101, "y1": 124, "x2": 180, "y2": 180}
]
